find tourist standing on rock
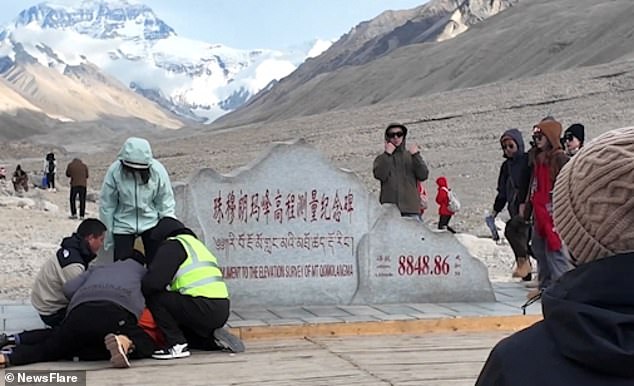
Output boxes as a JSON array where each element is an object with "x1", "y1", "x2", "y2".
[
  {"x1": 30, "y1": 218, "x2": 106, "y2": 327},
  {"x1": 490, "y1": 128, "x2": 532, "y2": 281},
  {"x1": 66, "y1": 158, "x2": 89, "y2": 220},
  {"x1": 476, "y1": 127, "x2": 634, "y2": 386},
  {"x1": 526, "y1": 118, "x2": 570, "y2": 298},
  {"x1": 43, "y1": 152, "x2": 57, "y2": 191},
  {"x1": 100, "y1": 137, "x2": 175, "y2": 262},
  {"x1": 373, "y1": 122, "x2": 429, "y2": 219},
  {"x1": 142, "y1": 217, "x2": 244, "y2": 360}
]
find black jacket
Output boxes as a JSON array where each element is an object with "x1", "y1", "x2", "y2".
[
  {"x1": 493, "y1": 129, "x2": 531, "y2": 217},
  {"x1": 141, "y1": 217, "x2": 195, "y2": 296},
  {"x1": 476, "y1": 253, "x2": 634, "y2": 386}
]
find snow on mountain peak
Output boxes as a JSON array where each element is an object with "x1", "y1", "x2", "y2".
[
  {"x1": 0, "y1": 2, "x2": 328, "y2": 123},
  {"x1": 13, "y1": 0, "x2": 175, "y2": 41}
]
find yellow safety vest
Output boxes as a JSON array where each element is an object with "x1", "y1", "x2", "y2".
[{"x1": 168, "y1": 234, "x2": 228, "y2": 299}]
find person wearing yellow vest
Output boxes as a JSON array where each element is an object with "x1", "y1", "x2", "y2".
[{"x1": 141, "y1": 217, "x2": 244, "y2": 359}]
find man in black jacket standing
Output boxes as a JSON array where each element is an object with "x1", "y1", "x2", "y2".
[
  {"x1": 490, "y1": 128, "x2": 532, "y2": 280},
  {"x1": 476, "y1": 127, "x2": 634, "y2": 386}
]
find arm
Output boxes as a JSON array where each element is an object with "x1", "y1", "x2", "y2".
[
  {"x1": 65, "y1": 164, "x2": 71, "y2": 178},
  {"x1": 99, "y1": 163, "x2": 119, "y2": 250},
  {"x1": 411, "y1": 152, "x2": 429, "y2": 182},
  {"x1": 493, "y1": 163, "x2": 508, "y2": 215},
  {"x1": 373, "y1": 153, "x2": 391, "y2": 182},
  {"x1": 142, "y1": 241, "x2": 186, "y2": 296},
  {"x1": 62, "y1": 268, "x2": 90, "y2": 300}
]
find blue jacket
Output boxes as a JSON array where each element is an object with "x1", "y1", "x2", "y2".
[{"x1": 99, "y1": 137, "x2": 175, "y2": 250}]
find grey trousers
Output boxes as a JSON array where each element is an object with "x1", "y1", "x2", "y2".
[{"x1": 531, "y1": 227, "x2": 572, "y2": 289}]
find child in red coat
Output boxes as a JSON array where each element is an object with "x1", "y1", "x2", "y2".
[{"x1": 435, "y1": 176, "x2": 456, "y2": 233}]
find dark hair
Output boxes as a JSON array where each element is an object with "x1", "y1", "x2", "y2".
[
  {"x1": 76, "y1": 218, "x2": 107, "y2": 238},
  {"x1": 121, "y1": 162, "x2": 151, "y2": 184}
]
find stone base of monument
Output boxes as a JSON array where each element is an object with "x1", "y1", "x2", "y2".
[
  {"x1": 174, "y1": 139, "x2": 495, "y2": 307},
  {"x1": 352, "y1": 205, "x2": 495, "y2": 304}
]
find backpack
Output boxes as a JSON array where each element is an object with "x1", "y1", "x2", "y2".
[
  {"x1": 442, "y1": 187, "x2": 461, "y2": 213},
  {"x1": 417, "y1": 181, "x2": 428, "y2": 212}
]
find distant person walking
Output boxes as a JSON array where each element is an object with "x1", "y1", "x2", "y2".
[
  {"x1": 66, "y1": 158, "x2": 89, "y2": 220},
  {"x1": 435, "y1": 176, "x2": 457, "y2": 233},
  {"x1": 44, "y1": 152, "x2": 57, "y2": 191},
  {"x1": 373, "y1": 122, "x2": 429, "y2": 218},
  {"x1": 100, "y1": 137, "x2": 176, "y2": 262}
]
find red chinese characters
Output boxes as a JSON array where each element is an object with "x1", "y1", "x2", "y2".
[{"x1": 211, "y1": 188, "x2": 354, "y2": 225}]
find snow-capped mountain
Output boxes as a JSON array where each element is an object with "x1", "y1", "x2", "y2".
[{"x1": 0, "y1": 0, "x2": 332, "y2": 123}]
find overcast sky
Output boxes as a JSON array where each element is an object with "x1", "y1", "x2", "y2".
[{"x1": 1, "y1": 0, "x2": 428, "y2": 50}]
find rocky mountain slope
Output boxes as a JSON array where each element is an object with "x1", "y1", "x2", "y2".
[{"x1": 214, "y1": 0, "x2": 634, "y2": 127}]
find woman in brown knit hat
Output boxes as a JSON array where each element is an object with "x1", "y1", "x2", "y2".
[
  {"x1": 525, "y1": 118, "x2": 571, "y2": 298},
  {"x1": 477, "y1": 126, "x2": 634, "y2": 386}
]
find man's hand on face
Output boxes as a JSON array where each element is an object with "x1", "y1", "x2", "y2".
[
  {"x1": 385, "y1": 142, "x2": 396, "y2": 154},
  {"x1": 407, "y1": 144, "x2": 420, "y2": 154}
]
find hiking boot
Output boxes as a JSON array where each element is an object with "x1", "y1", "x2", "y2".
[
  {"x1": 152, "y1": 343, "x2": 190, "y2": 360},
  {"x1": 104, "y1": 333, "x2": 131, "y2": 368},
  {"x1": 69, "y1": 215, "x2": 77, "y2": 220},
  {"x1": 213, "y1": 328, "x2": 245, "y2": 353}
]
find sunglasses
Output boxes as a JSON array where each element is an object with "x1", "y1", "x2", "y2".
[
  {"x1": 532, "y1": 133, "x2": 544, "y2": 141},
  {"x1": 387, "y1": 131, "x2": 404, "y2": 139},
  {"x1": 501, "y1": 143, "x2": 516, "y2": 150},
  {"x1": 565, "y1": 134, "x2": 575, "y2": 142}
]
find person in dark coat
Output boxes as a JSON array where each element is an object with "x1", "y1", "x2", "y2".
[
  {"x1": 476, "y1": 127, "x2": 634, "y2": 386},
  {"x1": 491, "y1": 128, "x2": 532, "y2": 280},
  {"x1": 373, "y1": 122, "x2": 429, "y2": 218},
  {"x1": 66, "y1": 158, "x2": 89, "y2": 219}
]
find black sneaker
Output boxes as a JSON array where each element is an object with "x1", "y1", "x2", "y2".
[
  {"x1": 213, "y1": 328, "x2": 245, "y2": 353},
  {"x1": 152, "y1": 343, "x2": 191, "y2": 360}
]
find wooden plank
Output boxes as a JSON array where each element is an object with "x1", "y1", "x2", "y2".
[{"x1": 234, "y1": 315, "x2": 541, "y2": 340}]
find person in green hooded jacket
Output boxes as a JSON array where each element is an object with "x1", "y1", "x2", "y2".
[{"x1": 100, "y1": 137, "x2": 175, "y2": 262}]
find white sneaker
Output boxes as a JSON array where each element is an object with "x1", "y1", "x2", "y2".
[{"x1": 152, "y1": 343, "x2": 190, "y2": 360}]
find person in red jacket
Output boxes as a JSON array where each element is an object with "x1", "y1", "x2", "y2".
[{"x1": 435, "y1": 176, "x2": 456, "y2": 233}]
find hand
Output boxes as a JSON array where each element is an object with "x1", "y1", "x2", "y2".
[
  {"x1": 518, "y1": 203, "x2": 526, "y2": 218},
  {"x1": 385, "y1": 142, "x2": 396, "y2": 154},
  {"x1": 491, "y1": 210, "x2": 498, "y2": 218},
  {"x1": 407, "y1": 144, "x2": 420, "y2": 154}
]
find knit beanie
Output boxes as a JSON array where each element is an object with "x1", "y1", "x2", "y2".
[
  {"x1": 553, "y1": 127, "x2": 634, "y2": 264},
  {"x1": 534, "y1": 120, "x2": 563, "y2": 150},
  {"x1": 564, "y1": 123, "x2": 585, "y2": 144}
]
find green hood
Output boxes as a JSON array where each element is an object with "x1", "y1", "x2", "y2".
[{"x1": 117, "y1": 137, "x2": 153, "y2": 168}]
